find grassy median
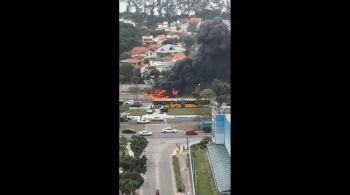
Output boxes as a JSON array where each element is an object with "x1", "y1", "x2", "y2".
[
  {"x1": 168, "y1": 107, "x2": 212, "y2": 115},
  {"x1": 127, "y1": 109, "x2": 147, "y2": 116},
  {"x1": 172, "y1": 155, "x2": 183, "y2": 192},
  {"x1": 191, "y1": 146, "x2": 217, "y2": 195}
]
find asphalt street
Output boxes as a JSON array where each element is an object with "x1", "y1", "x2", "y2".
[{"x1": 134, "y1": 124, "x2": 206, "y2": 195}]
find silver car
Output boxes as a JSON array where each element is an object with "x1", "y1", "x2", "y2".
[
  {"x1": 162, "y1": 126, "x2": 177, "y2": 133},
  {"x1": 139, "y1": 130, "x2": 152, "y2": 136}
]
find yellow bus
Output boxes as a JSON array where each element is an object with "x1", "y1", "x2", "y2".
[{"x1": 152, "y1": 98, "x2": 210, "y2": 108}]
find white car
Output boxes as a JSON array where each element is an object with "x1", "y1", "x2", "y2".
[
  {"x1": 137, "y1": 118, "x2": 150, "y2": 124},
  {"x1": 146, "y1": 109, "x2": 154, "y2": 114},
  {"x1": 162, "y1": 126, "x2": 177, "y2": 133},
  {"x1": 150, "y1": 116, "x2": 163, "y2": 121},
  {"x1": 121, "y1": 112, "x2": 133, "y2": 120},
  {"x1": 139, "y1": 130, "x2": 152, "y2": 136}
]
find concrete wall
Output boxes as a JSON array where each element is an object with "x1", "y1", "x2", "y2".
[{"x1": 119, "y1": 84, "x2": 153, "y2": 92}]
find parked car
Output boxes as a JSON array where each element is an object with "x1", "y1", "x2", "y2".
[
  {"x1": 162, "y1": 126, "x2": 177, "y2": 133},
  {"x1": 121, "y1": 128, "x2": 136, "y2": 134},
  {"x1": 139, "y1": 130, "x2": 152, "y2": 136},
  {"x1": 137, "y1": 118, "x2": 150, "y2": 124},
  {"x1": 121, "y1": 112, "x2": 133, "y2": 120},
  {"x1": 120, "y1": 117, "x2": 128, "y2": 122},
  {"x1": 185, "y1": 130, "x2": 198, "y2": 135},
  {"x1": 159, "y1": 108, "x2": 168, "y2": 114},
  {"x1": 130, "y1": 101, "x2": 142, "y2": 107},
  {"x1": 150, "y1": 116, "x2": 163, "y2": 121},
  {"x1": 125, "y1": 100, "x2": 134, "y2": 105},
  {"x1": 146, "y1": 109, "x2": 154, "y2": 114}
]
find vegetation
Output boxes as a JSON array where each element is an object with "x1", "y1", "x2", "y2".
[
  {"x1": 199, "y1": 88, "x2": 216, "y2": 100},
  {"x1": 168, "y1": 107, "x2": 211, "y2": 115},
  {"x1": 184, "y1": 35, "x2": 195, "y2": 49},
  {"x1": 130, "y1": 135, "x2": 149, "y2": 158},
  {"x1": 172, "y1": 155, "x2": 183, "y2": 192},
  {"x1": 127, "y1": 109, "x2": 147, "y2": 116},
  {"x1": 211, "y1": 79, "x2": 231, "y2": 106},
  {"x1": 119, "y1": 172, "x2": 144, "y2": 189},
  {"x1": 119, "y1": 63, "x2": 134, "y2": 84},
  {"x1": 119, "y1": 179, "x2": 140, "y2": 195},
  {"x1": 119, "y1": 136, "x2": 128, "y2": 157},
  {"x1": 120, "y1": 155, "x2": 148, "y2": 174},
  {"x1": 119, "y1": 23, "x2": 140, "y2": 55},
  {"x1": 191, "y1": 145, "x2": 217, "y2": 195}
]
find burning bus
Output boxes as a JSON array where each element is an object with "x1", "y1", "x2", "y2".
[{"x1": 145, "y1": 88, "x2": 210, "y2": 108}]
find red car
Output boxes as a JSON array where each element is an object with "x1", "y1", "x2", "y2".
[{"x1": 185, "y1": 130, "x2": 198, "y2": 135}]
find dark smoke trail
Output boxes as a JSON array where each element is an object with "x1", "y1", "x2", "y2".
[{"x1": 160, "y1": 17, "x2": 230, "y2": 94}]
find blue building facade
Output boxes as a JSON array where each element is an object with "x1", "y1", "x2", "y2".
[
  {"x1": 207, "y1": 113, "x2": 231, "y2": 194},
  {"x1": 214, "y1": 114, "x2": 231, "y2": 156}
]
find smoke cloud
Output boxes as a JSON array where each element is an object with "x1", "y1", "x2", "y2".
[{"x1": 160, "y1": 17, "x2": 230, "y2": 94}]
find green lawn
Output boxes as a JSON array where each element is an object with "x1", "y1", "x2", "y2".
[
  {"x1": 172, "y1": 155, "x2": 183, "y2": 192},
  {"x1": 192, "y1": 147, "x2": 217, "y2": 195},
  {"x1": 127, "y1": 109, "x2": 147, "y2": 116},
  {"x1": 168, "y1": 107, "x2": 212, "y2": 115}
]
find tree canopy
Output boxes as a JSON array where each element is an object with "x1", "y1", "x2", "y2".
[{"x1": 130, "y1": 135, "x2": 149, "y2": 158}]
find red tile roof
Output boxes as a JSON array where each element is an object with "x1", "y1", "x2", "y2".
[
  {"x1": 149, "y1": 44, "x2": 162, "y2": 51},
  {"x1": 130, "y1": 47, "x2": 149, "y2": 55},
  {"x1": 188, "y1": 18, "x2": 202, "y2": 24},
  {"x1": 156, "y1": 35, "x2": 167, "y2": 40},
  {"x1": 174, "y1": 53, "x2": 186, "y2": 61},
  {"x1": 130, "y1": 58, "x2": 144, "y2": 63}
]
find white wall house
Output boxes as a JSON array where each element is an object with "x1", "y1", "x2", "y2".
[{"x1": 119, "y1": 18, "x2": 136, "y2": 27}]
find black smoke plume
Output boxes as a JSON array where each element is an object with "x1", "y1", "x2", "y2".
[{"x1": 160, "y1": 17, "x2": 230, "y2": 94}]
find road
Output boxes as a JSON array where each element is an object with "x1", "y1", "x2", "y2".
[{"x1": 124, "y1": 124, "x2": 208, "y2": 195}]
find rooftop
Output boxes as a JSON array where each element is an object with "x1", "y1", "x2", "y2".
[
  {"x1": 130, "y1": 47, "x2": 149, "y2": 55},
  {"x1": 173, "y1": 52, "x2": 186, "y2": 61},
  {"x1": 148, "y1": 44, "x2": 162, "y2": 51},
  {"x1": 155, "y1": 44, "x2": 186, "y2": 53},
  {"x1": 207, "y1": 144, "x2": 231, "y2": 194},
  {"x1": 188, "y1": 18, "x2": 202, "y2": 24}
]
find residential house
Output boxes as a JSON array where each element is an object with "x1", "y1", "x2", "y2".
[
  {"x1": 171, "y1": 52, "x2": 186, "y2": 63},
  {"x1": 141, "y1": 56, "x2": 175, "y2": 77},
  {"x1": 120, "y1": 57, "x2": 144, "y2": 71},
  {"x1": 188, "y1": 17, "x2": 203, "y2": 31},
  {"x1": 119, "y1": 18, "x2": 136, "y2": 27},
  {"x1": 156, "y1": 21, "x2": 170, "y2": 31},
  {"x1": 155, "y1": 44, "x2": 186, "y2": 57},
  {"x1": 153, "y1": 34, "x2": 167, "y2": 44},
  {"x1": 130, "y1": 47, "x2": 152, "y2": 58},
  {"x1": 141, "y1": 35, "x2": 154, "y2": 45}
]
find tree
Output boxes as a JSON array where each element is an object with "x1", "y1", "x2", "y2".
[
  {"x1": 119, "y1": 179, "x2": 140, "y2": 195},
  {"x1": 151, "y1": 30, "x2": 167, "y2": 36},
  {"x1": 162, "y1": 39, "x2": 179, "y2": 45},
  {"x1": 199, "y1": 88, "x2": 216, "y2": 100},
  {"x1": 120, "y1": 155, "x2": 148, "y2": 174},
  {"x1": 119, "y1": 64, "x2": 134, "y2": 83},
  {"x1": 120, "y1": 136, "x2": 128, "y2": 157},
  {"x1": 130, "y1": 135, "x2": 149, "y2": 158},
  {"x1": 156, "y1": 0, "x2": 163, "y2": 18},
  {"x1": 119, "y1": 172, "x2": 144, "y2": 188},
  {"x1": 187, "y1": 23, "x2": 197, "y2": 33},
  {"x1": 119, "y1": 23, "x2": 140, "y2": 55},
  {"x1": 211, "y1": 79, "x2": 230, "y2": 98},
  {"x1": 184, "y1": 35, "x2": 195, "y2": 49}
]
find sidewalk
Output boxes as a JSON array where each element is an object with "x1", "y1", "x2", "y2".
[{"x1": 172, "y1": 148, "x2": 191, "y2": 195}]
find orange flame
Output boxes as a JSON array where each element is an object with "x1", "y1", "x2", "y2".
[{"x1": 144, "y1": 89, "x2": 177, "y2": 99}]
